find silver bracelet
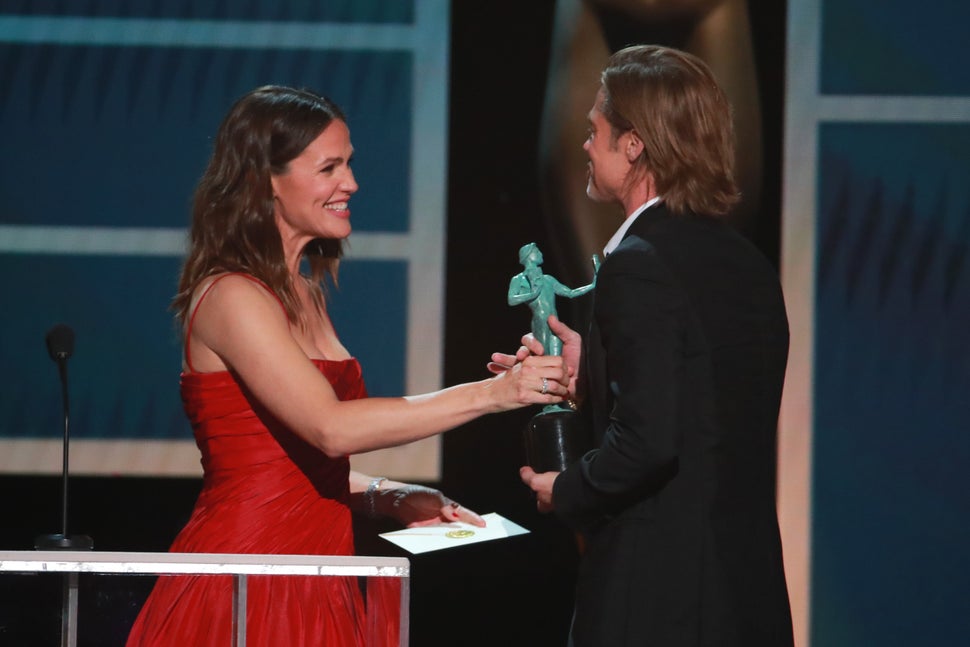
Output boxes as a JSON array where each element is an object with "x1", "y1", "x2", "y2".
[{"x1": 365, "y1": 476, "x2": 387, "y2": 518}]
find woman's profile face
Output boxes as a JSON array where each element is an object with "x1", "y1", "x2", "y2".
[{"x1": 271, "y1": 119, "x2": 358, "y2": 246}]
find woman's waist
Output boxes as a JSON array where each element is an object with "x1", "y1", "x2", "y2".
[
  {"x1": 172, "y1": 495, "x2": 356, "y2": 555},
  {"x1": 198, "y1": 444, "x2": 350, "y2": 498},
  {"x1": 194, "y1": 464, "x2": 351, "y2": 515}
]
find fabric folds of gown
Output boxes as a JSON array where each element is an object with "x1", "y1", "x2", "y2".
[{"x1": 126, "y1": 359, "x2": 400, "y2": 646}]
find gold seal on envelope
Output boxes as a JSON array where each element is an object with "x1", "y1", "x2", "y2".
[{"x1": 445, "y1": 529, "x2": 475, "y2": 539}]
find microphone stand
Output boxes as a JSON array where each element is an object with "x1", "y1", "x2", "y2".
[
  {"x1": 35, "y1": 325, "x2": 92, "y2": 647},
  {"x1": 35, "y1": 352, "x2": 93, "y2": 551}
]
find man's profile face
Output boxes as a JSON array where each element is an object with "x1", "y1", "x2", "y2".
[{"x1": 583, "y1": 88, "x2": 631, "y2": 205}]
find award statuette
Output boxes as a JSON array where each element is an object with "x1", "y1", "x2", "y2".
[
  {"x1": 507, "y1": 243, "x2": 599, "y2": 472},
  {"x1": 522, "y1": 399, "x2": 588, "y2": 473}
]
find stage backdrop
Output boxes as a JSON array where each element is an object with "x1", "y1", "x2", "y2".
[
  {"x1": 0, "y1": 0, "x2": 450, "y2": 480},
  {"x1": 780, "y1": 1, "x2": 970, "y2": 645}
]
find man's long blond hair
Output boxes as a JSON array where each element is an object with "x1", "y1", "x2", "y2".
[{"x1": 600, "y1": 45, "x2": 740, "y2": 217}]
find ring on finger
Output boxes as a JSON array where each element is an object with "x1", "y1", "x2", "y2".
[{"x1": 540, "y1": 377, "x2": 549, "y2": 395}]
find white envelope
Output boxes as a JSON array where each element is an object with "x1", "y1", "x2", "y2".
[{"x1": 379, "y1": 512, "x2": 529, "y2": 554}]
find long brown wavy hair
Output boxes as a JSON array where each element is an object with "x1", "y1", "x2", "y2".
[
  {"x1": 600, "y1": 45, "x2": 740, "y2": 217},
  {"x1": 172, "y1": 85, "x2": 346, "y2": 326}
]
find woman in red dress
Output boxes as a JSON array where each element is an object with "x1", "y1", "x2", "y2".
[{"x1": 126, "y1": 86, "x2": 570, "y2": 646}]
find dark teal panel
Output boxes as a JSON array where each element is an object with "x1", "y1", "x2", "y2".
[
  {"x1": 0, "y1": 3, "x2": 424, "y2": 448},
  {"x1": 0, "y1": 254, "x2": 187, "y2": 441},
  {"x1": 0, "y1": 44, "x2": 411, "y2": 233},
  {"x1": 0, "y1": 255, "x2": 409, "y2": 440},
  {"x1": 1, "y1": 1, "x2": 415, "y2": 22},
  {"x1": 325, "y1": 259, "x2": 407, "y2": 398},
  {"x1": 821, "y1": 0, "x2": 970, "y2": 95},
  {"x1": 813, "y1": 123, "x2": 970, "y2": 645}
]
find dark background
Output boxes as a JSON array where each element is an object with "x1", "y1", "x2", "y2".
[{"x1": 0, "y1": 2, "x2": 786, "y2": 645}]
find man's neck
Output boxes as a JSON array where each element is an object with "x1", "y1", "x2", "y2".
[{"x1": 621, "y1": 177, "x2": 657, "y2": 218}]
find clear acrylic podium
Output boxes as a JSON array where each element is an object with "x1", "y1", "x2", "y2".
[{"x1": 0, "y1": 550, "x2": 410, "y2": 646}]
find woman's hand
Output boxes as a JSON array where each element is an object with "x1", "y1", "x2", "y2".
[
  {"x1": 485, "y1": 351, "x2": 570, "y2": 411},
  {"x1": 488, "y1": 316, "x2": 582, "y2": 401},
  {"x1": 383, "y1": 484, "x2": 486, "y2": 528},
  {"x1": 487, "y1": 331, "x2": 545, "y2": 374}
]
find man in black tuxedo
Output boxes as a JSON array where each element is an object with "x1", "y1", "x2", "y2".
[{"x1": 503, "y1": 45, "x2": 794, "y2": 646}]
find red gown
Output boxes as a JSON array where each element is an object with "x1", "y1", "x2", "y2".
[{"x1": 127, "y1": 277, "x2": 398, "y2": 646}]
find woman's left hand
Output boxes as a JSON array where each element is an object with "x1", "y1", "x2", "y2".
[{"x1": 386, "y1": 484, "x2": 486, "y2": 528}]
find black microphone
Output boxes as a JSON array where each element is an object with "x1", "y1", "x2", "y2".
[
  {"x1": 35, "y1": 324, "x2": 93, "y2": 551},
  {"x1": 46, "y1": 324, "x2": 74, "y2": 403},
  {"x1": 46, "y1": 323, "x2": 75, "y2": 361}
]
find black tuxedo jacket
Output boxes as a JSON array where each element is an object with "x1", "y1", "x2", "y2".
[{"x1": 553, "y1": 203, "x2": 794, "y2": 646}]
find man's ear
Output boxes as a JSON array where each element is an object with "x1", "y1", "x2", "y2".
[{"x1": 625, "y1": 131, "x2": 644, "y2": 162}]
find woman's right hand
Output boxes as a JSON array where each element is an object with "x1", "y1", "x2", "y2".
[
  {"x1": 487, "y1": 330, "x2": 545, "y2": 375},
  {"x1": 488, "y1": 317, "x2": 581, "y2": 402},
  {"x1": 486, "y1": 351, "x2": 570, "y2": 411}
]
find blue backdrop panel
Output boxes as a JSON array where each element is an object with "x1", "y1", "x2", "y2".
[
  {"x1": 0, "y1": 43, "x2": 410, "y2": 232},
  {"x1": 0, "y1": 254, "x2": 185, "y2": 441},
  {"x1": 821, "y1": 0, "x2": 970, "y2": 96},
  {"x1": 326, "y1": 259, "x2": 407, "y2": 401},
  {"x1": 813, "y1": 122, "x2": 970, "y2": 645},
  {"x1": 0, "y1": 254, "x2": 407, "y2": 442},
  {"x1": 2, "y1": 0, "x2": 414, "y2": 23},
  {"x1": 0, "y1": 3, "x2": 421, "y2": 451}
]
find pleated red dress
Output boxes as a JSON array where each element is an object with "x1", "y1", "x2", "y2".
[{"x1": 126, "y1": 276, "x2": 398, "y2": 646}]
